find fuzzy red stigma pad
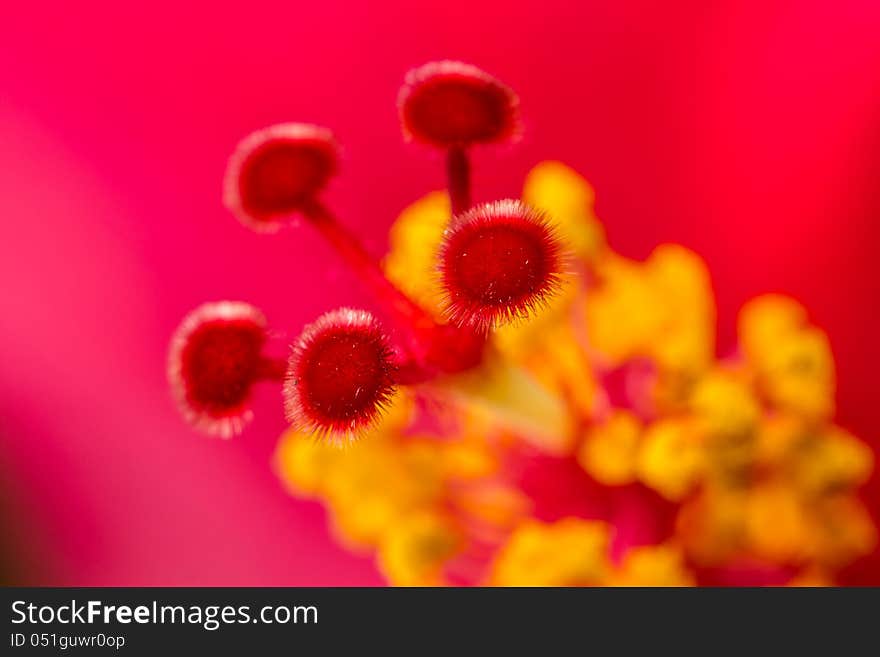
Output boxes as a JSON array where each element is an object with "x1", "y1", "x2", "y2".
[
  {"x1": 398, "y1": 61, "x2": 520, "y2": 148},
  {"x1": 439, "y1": 200, "x2": 564, "y2": 330},
  {"x1": 223, "y1": 123, "x2": 338, "y2": 231},
  {"x1": 168, "y1": 301, "x2": 267, "y2": 437},
  {"x1": 284, "y1": 309, "x2": 397, "y2": 443}
]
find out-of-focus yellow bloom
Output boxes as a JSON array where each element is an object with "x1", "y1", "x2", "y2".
[
  {"x1": 739, "y1": 295, "x2": 807, "y2": 356},
  {"x1": 745, "y1": 482, "x2": 814, "y2": 563},
  {"x1": 578, "y1": 410, "x2": 641, "y2": 485},
  {"x1": 764, "y1": 328, "x2": 835, "y2": 421},
  {"x1": 451, "y1": 482, "x2": 532, "y2": 531},
  {"x1": 677, "y1": 487, "x2": 748, "y2": 566},
  {"x1": 274, "y1": 427, "x2": 340, "y2": 499},
  {"x1": 491, "y1": 520, "x2": 696, "y2": 587},
  {"x1": 690, "y1": 370, "x2": 760, "y2": 440},
  {"x1": 681, "y1": 477, "x2": 877, "y2": 570},
  {"x1": 273, "y1": 162, "x2": 875, "y2": 587},
  {"x1": 739, "y1": 295, "x2": 835, "y2": 421},
  {"x1": 584, "y1": 245, "x2": 714, "y2": 413},
  {"x1": 494, "y1": 296, "x2": 598, "y2": 422},
  {"x1": 790, "y1": 426, "x2": 873, "y2": 496},
  {"x1": 383, "y1": 190, "x2": 449, "y2": 318},
  {"x1": 377, "y1": 513, "x2": 461, "y2": 586},
  {"x1": 644, "y1": 245, "x2": 715, "y2": 377},
  {"x1": 612, "y1": 544, "x2": 695, "y2": 587},
  {"x1": 585, "y1": 253, "x2": 658, "y2": 367},
  {"x1": 323, "y1": 438, "x2": 446, "y2": 549},
  {"x1": 689, "y1": 370, "x2": 761, "y2": 482},
  {"x1": 810, "y1": 496, "x2": 877, "y2": 567},
  {"x1": 275, "y1": 393, "x2": 444, "y2": 549},
  {"x1": 438, "y1": 440, "x2": 498, "y2": 481},
  {"x1": 754, "y1": 413, "x2": 808, "y2": 469},
  {"x1": 522, "y1": 160, "x2": 605, "y2": 263},
  {"x1": 490, "y1": 518, "x2": 612, "y2": 586},
  {"x1": 637, "y1": 419, "x2": 704, "y2": 501}
]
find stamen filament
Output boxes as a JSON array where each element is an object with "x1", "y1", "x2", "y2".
[
  {"x1": 303, "y1": 200, "x2": 436, "y2": 331},
  {"x1": 300, "y1": 200, "x2": 485, "y2": 378},
  {"x1": 446, "y1": 146, "x2": 472, "y2": 216}
]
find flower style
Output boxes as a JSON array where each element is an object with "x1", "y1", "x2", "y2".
[{"x1": 170, "y1": 61, "x2": 875, "y2": 585}]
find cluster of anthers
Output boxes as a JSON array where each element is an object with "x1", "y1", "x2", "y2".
[{"x1": 170, "y1": 61, "x2": 875, "y2": 586}]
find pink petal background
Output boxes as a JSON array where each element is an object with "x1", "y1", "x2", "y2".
[{"x1": 1, "y1": 0, "x2": 878, "y2": 584}]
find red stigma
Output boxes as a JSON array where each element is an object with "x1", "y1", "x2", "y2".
[
  {"x1": 398, "y1": 61, "x2": 520, "y2": 148},
  {"x1": 223, "y1": 123, "x2": 339, "y2": 231},
  {"x1": 168, "y1": 301, "x2": 268, "y2": 437},
  {"x1": 284, "y1": 309, "x2": 397, "y2": 443},
  {"x1": 439, "y1": 200, "x2": 565, "y2": 330}
]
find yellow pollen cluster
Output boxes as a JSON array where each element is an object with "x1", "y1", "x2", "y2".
[{"x1": 274, "y1": 161, "x2": 875, "y2": 586}]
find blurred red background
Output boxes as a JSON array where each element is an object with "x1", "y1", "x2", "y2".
[{"x1": 1, "y1": 0, "x2": 878, "y2": 584}]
